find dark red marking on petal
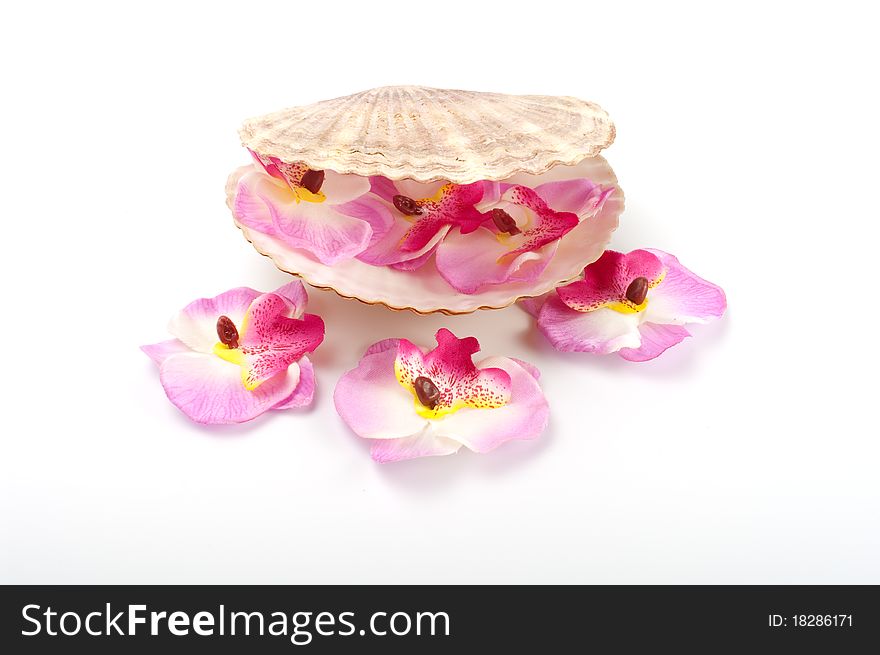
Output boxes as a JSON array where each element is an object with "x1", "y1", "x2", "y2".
[
  {"x1": 625, "y1": 277, "x2": 649, "y2": 305},
  {"x1": 216, "y1": 315, "x2": 240, "y2": 349},
  {"x1": 299, "y1": 169, "x2": 325, "y2": 194},
  {"x1": 393, "y1": 194, "x2": 423, "y2": 216},
  {"x1": 414, "y1": 376, "x2": 441, "y2": 409},
  {"x1": 491, "y1": 208, "x2": 521, "y2": 235}
]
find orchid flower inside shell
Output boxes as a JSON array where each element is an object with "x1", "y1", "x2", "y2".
[
  {"x1": 334, "y1": 329, "x2": 549, "y2": 462},
  {"x1": 230, "y1": 151, "x2": 392, "y2": 265},
  {"x1": 356, "y1": 159, "x2": 614, "y2": 290},
  {"x1": 142, "y1": 281, "x2": 324, "y2": 424},
  {"x1": 527, "y1": 249, "x2": 726, "y2": 361},
  {"x1": 435, "y1": 176, "x2": 614, "y2": 293},
  {"x1": 355, "y1": 177, "x2": 486, "y2": 270}
]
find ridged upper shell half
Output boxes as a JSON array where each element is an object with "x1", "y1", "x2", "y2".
[{"x1": 239, "y1": 86, "x2": 615, "y2": 185}]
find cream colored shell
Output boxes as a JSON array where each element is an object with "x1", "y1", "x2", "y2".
[{"x1": 239, "y1": 86, "x2": 615, "y2": 185}]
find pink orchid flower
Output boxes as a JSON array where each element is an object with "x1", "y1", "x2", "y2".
[
  {"x1": 356, "y1": 177, "x2": 486, "y2": 270},
  {"x1": 356, "y1": 159, "x2": 614, "y2": 292},
  {"x1": 334, "y1": 328, "x2": 549, "y2": 463},
  {"x1": 526, "y1": 249, "x2": 726, "y2": 361},
  {"x1": 230, "y1": 151, "x2": 392, "y2": 265},
  {"x1": 435, "y1": 177, "x2": 614, "y2": 293},
  {"x1": 142, "y1": 281, "x2": 324, "y2": 424}
]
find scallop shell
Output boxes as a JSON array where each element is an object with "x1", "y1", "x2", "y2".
[
  {"x1": 239, "y1": 86, "x2": 615, "y2": 185},
  {"x1": 225, "y1": 157, "x2": 624, "y2": 315}
]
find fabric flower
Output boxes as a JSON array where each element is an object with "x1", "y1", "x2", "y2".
[
  {"x1": 528, "y1": 249, "x2": 726, "y2": 361},
  {"x1": 356, "y1": 159, "x2": 614, "y2": 293},
  {"x1": 230, "y1": 151, "x2": 391, "y2": 265},
  {"x1": 334, "y1": 329, "x2": 549, "y2": 462},
  {"x1": 435, "y1": 176, "x2": 614, "y2": 293},
  {"x1": 142, "y1": 281, "x2": 324, "y2": 424},
  {"x1": 356, "y1": 177, "x2": 486, "y2": 269}
]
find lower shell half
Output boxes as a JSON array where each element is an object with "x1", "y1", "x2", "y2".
[{"x1": 225, "y1": 156, "x2": 624, "y2": 315}]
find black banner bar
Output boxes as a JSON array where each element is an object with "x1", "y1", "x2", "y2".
[{"x1": 1, "y1": 585, "x2": 877, "y2": 653}]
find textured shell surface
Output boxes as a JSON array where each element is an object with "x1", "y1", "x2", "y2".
[
  {"x1": 225, "y1": 157, "x2": 624, "y2": 315},
  {"x1": 239, "y1": 86, "x2": 615, "y2": 185}
]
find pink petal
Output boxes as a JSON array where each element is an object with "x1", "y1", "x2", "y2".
[
  {"x1": 364, "y1": 338, "x2": 401, "y2": 356},
  {"x1": 389, "y1": 243, "x2": 439, "y2": 271},
  {"x1": 234, "y1": 172, "x2": 372, "y2": 264},
  {"x1": 435, "y1": 356, "x2": 548, "y2": 453},
  {"x1": 518, "y1": 293, "x2": 551, "y2": 318},
  {"x1": 239, "y1": 293, "x2": 325, "y2": 389},
  {"x1": 642, "y1": 250, "x2": 727, "y2": 325},
  {"x1": 369, "y1": 427, "x2": 462, "y2": 463},
  {"x1": 424, "y1": 328, "x2": 481, "y2": 378},
  {"x1": 233, "y1": 170, "x2": 288, "y2": 239},
  {"x1": 159, "y1": 352, "x2": 301, "y2": 424},
  {"x1": 368, "y1": 176, "x2": 400, "y2": 202},
  {"x1": 264, "y1": 198, "x2": 373, "y2": 265},
  {"x1": 399, "y1": 183, "x2": 486, "y2": 252},
  {"x1": 435, "y1": 225, "x2": 552, "y2": 294},
  {"x1": 618, "y1": 323, "x2": 691, "y2": 362},
  {"x1": 271, "y1": 280, "x2": 309, "y2": 319},
  {"x1": 333, "y1": 195, "x2": 394, "y2": 248},
  {"x1": 501, "y1": 185, "x2": 579, "y2": 257},
  {"x1": 537, "y1": 295, "x2": 642, "y2": 353},
  {"x1": 533, "y1": 178, "x2": 608, "y2": 216},
  {"x1": 248, "y1": 150, "x2": 286, "y2": 182},
  {"x1": 273, "y1": 356, "x2": 316, "y2": 409},
  {"x1": 411, "y1": 329, "x2": 513, "y2": 413},
  {"x1": 557, "y1": 249, "x2": 665, "y2": 312},
  {"x1": 141, "y1": 339, "x2": 190, "y2": 366},
  {"x1": 334, "y1": 346, "x2": 428, "y2": 440},
  {"x1": 509, "y1": 357, "x2": 541, "y2": 380},
  {"x1": 356, "y1": 216, "x2": 449, "y2": 267},
  {"x1": 168, "y1": 287, "x2": 262, "y2": 354}
]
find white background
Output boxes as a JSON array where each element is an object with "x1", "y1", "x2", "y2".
[{"x1": 1, "y1": 1, "x2": 877, "y2": 584}]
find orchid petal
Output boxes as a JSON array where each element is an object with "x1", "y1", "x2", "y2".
[
  {"x1": 618, "y1": 323, "x2": 692, "y2": 362},
  {"x1": 556, "y1": 249, "x2": 665, "y2": 313},
  {"x1": 158, "y1": 352, "x2": 301, "y2": 424},
  {"x1": 537, "y1": 295, "x2": 642, "y2": 353},
  {"x1": 518, "y1": 293, "x2": 551, "y2": 319},
  {"x1": 262, "y1": 192, "x2": 373, "y2": 265},
  {"x1": 333, "y1": 195, "x2": 395, "y2": 248},
  {"x1": 273, "y1": 355, "x2": 316, "y2": 409},
  {"x1": 369, "y1": 426, "x2": 462, "y2": 463},
  {"x1": 641, "y1": 250, "x2": 727, "y2": 325},
  {"x1": 532, "y1": 178, "x2": 611, "y2": 217},
  {"x1": 357, "y1": 218, "x2": 450, "y2": 267},
  {"x1": 236, "y1": 293, "x2": 325, "y2": 390},
  {"x1": 500, "y1": 185, "x2": 579, "y2": 258},
  {"x1": 434, "y1": 356, "x2": 548, "y2": 453},
  {"x1": 334, "y1": 346, "x2": 430, "y2": 440},
  {"x1": 435, "y1": 225, "x2": 552, "y2": 294},
  {"x1": 389, "y1": 243, "x2": 440, "y2": 271},
  {"x1": 141, "y1": 339, "x2": 190, "y2": 366},
  {"x1": 234, "y1": 171, "x2": 372, "y2": 264},
  {"x1": 398, "y1": 183, "x2": 486, "y2": 252},
  {"x1": 394, "y1": 329, "x2": 512, "y2": 418}
]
